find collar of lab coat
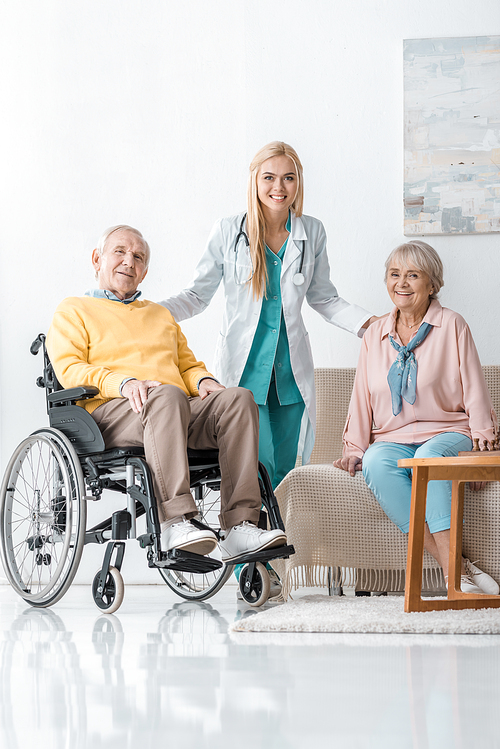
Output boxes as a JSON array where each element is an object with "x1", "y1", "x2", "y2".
[
  {"x1": 290, "y1": 211, "x2": 307, "y2": 240},
  {"x1": 238, "y1": 210, "x2": 307, "y2": 274},
  {"x1": 240, "y1": 210, "x2": 307, "y2": 238},
  {"x1": 282, "y1": 211, "x2": 307, "y2": 274}
]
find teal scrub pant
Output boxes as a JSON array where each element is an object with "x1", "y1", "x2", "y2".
[
  {"x1": 234, "y1": 381, "x2": 304, "y2": 581},
  {"x1": 257, "y1": 390, "x2": 305, "y2": 490},
  {"x1": 362, "y1": 432, "x2": 473, "y2": 534}
]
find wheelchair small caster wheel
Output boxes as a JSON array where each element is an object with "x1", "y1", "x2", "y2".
[
  {"x1": 92, "y1": 566, "x2": 124, "y2": 614},
  {"x1": 239, "y1": 561, "x2": 270, "y2": 607}
]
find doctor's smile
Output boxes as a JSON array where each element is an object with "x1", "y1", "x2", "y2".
[{"x1": 257, "y1": 158, "x2": 298, "y2": 214}]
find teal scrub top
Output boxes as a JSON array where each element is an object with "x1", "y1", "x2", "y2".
[{"x1": 239, "y1": 217, "x2": 302, "y2": 407}]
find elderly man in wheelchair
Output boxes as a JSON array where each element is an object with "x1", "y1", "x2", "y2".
[{"x1": 0, "y1": 225, "x2": 293, "y2": 612}]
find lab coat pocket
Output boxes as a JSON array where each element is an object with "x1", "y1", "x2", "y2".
[{"x1": 292, "y1": 331, "x2": 314, "y2": 398}]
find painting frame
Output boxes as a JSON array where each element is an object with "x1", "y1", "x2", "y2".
[{"x1": 404, "y1": 35, "x2": 500, "y2": 235}]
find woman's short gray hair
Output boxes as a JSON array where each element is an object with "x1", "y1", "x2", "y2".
[
  {"x1": 96, "y1": 225, "x2": 151, "y2": 267},
  {"x1": 384, "y1": 241, "x2": 444, "y2": 300}
]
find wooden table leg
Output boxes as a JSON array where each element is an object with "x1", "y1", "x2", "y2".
[
  {"x1": 405, "y1": 467, "x2": 500, "y2": 610},
  {"x1": 400, "y1": 455, "x2": 500, "y2": 611},
  {"x1": 448, "y1": 480, "x2": 464, "y2": 596},
  {"x1": 404, "y1": 465, "x2": 429, "y2": 613},
  {"x1": 447, "y1": 478, "x2": 500, "y2": 605}
]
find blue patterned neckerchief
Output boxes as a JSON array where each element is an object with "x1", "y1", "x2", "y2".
[{"x1": 387, "y1": 322, "x2": 433, "y2": 416}]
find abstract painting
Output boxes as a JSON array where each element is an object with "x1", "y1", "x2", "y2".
[{"x1": 404, "y1": 36, "x2": 500, "y2": 235}]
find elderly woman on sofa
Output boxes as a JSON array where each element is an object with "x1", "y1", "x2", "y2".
[{"x1": 335, "y1": 240, "x2": 499, "y2": 595}]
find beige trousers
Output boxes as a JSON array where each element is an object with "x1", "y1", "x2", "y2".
[{"x1": 91, "y1": 385, "x2": 261, "y2": 529}]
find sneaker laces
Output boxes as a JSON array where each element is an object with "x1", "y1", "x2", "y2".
[
  {"x1": 460, "y1": 573, "x2": 476, "y2": 586},
  {"x1": 464, "y1": 559, "x2": 481, "y2": 576},
  {"x1": 231, "y1": 521, "x2": 258, "y2": 533},
  {"x1": 445, "y1": 573, "x2": 478, "y2": 588},
  {"x1": 168, "y1": 518, "x2": 199, "y2": 533},
  {"x1": 171, "y1": 519, "x2": 189, "y2": 529}
]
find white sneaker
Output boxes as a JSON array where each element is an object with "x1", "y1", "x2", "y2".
[
  {"x1": 464, "y1": 559, "x2": 500, "y2": 595},
  {"x1": 459, "y1": 574, "x2": 484, "y2": 595},
  {"x1": 220, "y1": 521, "x2": 286, "y2": 562},
  {"x1": 445, "y1": 574, "x2": 484, "y2": 595},
  {"x1": 161, "y1": 519, "x2": 218, "y2": 556}
]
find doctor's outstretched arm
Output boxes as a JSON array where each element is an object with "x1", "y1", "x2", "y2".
[
  {"x1": 304, "y1": 223, "x2": 372, "y2": 336},
  {"x1": 159, "y1": 219, "x2": 225, "y2": 322}
]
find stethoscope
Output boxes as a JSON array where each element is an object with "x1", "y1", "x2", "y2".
[{"x1": 233, "y1": 214, "x2": 305, "y2": 286}]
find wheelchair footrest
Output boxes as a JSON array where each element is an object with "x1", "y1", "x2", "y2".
[
  {"x1": 151, "y1": 547, "x2": 223, "y2": 573},
  {"x1": 230, "y1": 543, "x2": 295, "y2": 567}
]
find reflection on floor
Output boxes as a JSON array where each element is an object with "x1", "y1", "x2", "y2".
[{"x1": 1, "y1": 583, "x2": 500, "y2": 748}]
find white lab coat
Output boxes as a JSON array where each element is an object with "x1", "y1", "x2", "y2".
[{"x1": 159, "y1": 211, "x2": 371, "y2": 463}]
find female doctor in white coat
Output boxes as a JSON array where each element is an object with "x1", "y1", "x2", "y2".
[{"x1": 160, "y1": 141, "x2": 376, "y2": 489}]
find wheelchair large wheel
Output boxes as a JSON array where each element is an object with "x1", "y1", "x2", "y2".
[
  {"x1": 158, "y1": 483, "x2": 233, "y2": 601},
  {"x1": 0, "y1": 428, "x2": 87, "y2": 607}
]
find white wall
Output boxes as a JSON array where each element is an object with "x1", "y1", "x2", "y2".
[{"x1": 1, "y1": 0, "x2": 499, "y2": 583}]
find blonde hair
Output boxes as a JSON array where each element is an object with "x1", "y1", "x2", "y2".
[
  {"x1": 246, "y1": 142, "x2": 304, "y2": 299},
  {"x1": 384, "y1": 241, "x2": 444, "y2": 300}
]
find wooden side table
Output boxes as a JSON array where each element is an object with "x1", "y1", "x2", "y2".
[{"x1": 398, "y1": 454, "x2": 500, "y2": 613}]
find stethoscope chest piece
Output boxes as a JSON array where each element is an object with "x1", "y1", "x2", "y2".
[{"x1": 292, "y1": 272, "x2": 305, "y2": 286}]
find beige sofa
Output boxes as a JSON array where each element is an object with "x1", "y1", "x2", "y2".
[{"x1": 274, "y1": 367, "x2": 500, "y2": 599}]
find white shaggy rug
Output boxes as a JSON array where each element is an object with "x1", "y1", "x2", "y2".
[{"x1": 230, "y1": 594, "x2": 500, "y2": 635}]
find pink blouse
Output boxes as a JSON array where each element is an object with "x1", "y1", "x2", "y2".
[{"x1": 342, "y1": 300, "x2": 498, "y2": 460}]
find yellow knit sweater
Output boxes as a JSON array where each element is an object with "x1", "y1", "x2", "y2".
[{"x1": 47, "y1": 296, "x2": 213, "y2": 413}]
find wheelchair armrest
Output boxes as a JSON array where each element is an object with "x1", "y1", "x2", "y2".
[{"x1": 48, "y1": 387, "x2": 99, "y2": 405}]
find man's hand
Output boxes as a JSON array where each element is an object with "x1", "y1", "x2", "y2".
[
  {"x1": 122, "y1": 379, "x2": 162, "y2": 413},
  {"x1": 198, "y1": 379, "x2": 226, "y2": 400},
  {"x1": 333, "y1": 456, "x2": 363, "y2": 477},
  {"x1": 469, "y1": 481, "x2": 488, "y2": 491}
]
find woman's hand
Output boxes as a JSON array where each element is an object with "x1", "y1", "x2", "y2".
[
  {"x1": 333, "y1": 456, "x2": 363, "y2": 477},
  {"x1": 469, "y1": 481, "x2": 488, "y2": 491}
]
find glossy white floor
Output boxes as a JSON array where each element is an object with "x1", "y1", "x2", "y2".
[{"x1": 1, "y1": 582, "x2": 500, "y2": 749}]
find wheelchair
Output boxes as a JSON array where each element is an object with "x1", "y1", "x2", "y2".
[{"x1": 0, "y1": 334, "x2": 294, "y2": 613}]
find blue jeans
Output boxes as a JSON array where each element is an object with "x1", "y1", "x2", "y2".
[{"x1": 362, "y1": 433, "x2": 473, "y2": 534}]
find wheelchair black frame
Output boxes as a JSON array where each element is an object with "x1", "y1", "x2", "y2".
[{"x1": 28, "y1": 333, "x2": 293, "y2": 603}]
